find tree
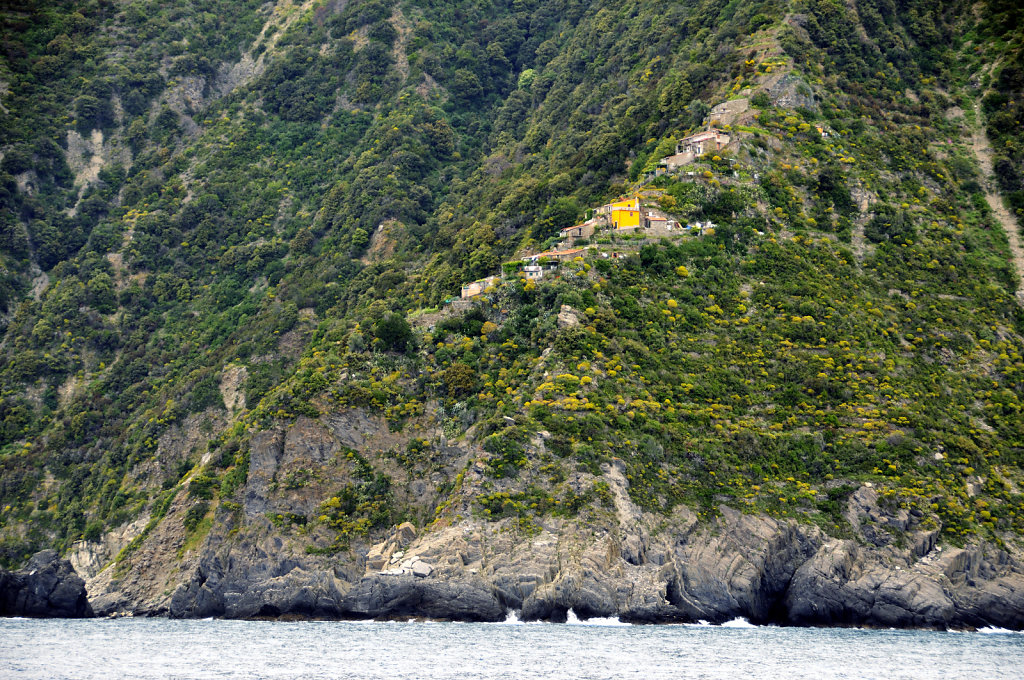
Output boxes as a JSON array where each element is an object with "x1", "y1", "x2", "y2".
[
  {"x1": 442, "y1": 363, "x2": 478, "y2": 397},
  {"x1": 87, "y1": 272, "x2": 116, "y2": 313},
  {"x1": 453, "y1": 69, "x2": 483, "y2": 105},
  {"x1": 374, "y1": 313, "x2": 413, "y2": 353},
  {"x1": 687, "y1": 99, "x2": 710, "y2": 128}
]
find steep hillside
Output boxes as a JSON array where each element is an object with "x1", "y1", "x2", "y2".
[{"x1": 1, "y1": 0, "x2": 1024, "y2": 627}]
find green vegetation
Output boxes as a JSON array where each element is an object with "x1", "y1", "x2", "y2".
[
  {"x1": 977, "y1": 2, "x2": 1024, "y2": 229},
  {"x1": 315, "y1": 450, "x2": 394, "y2": 550},
  {"x1": 0, "y1": 0, "x2": 1022, "y2": 568}
]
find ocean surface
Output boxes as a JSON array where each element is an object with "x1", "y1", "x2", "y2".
[{"x1": 1, "y1": 613, "x2": 1021, "y2": 679}]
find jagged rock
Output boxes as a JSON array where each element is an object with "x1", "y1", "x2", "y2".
[
  {"x1": 365, "y1": 546, "x2": 388, "y2": 571},
  {"x1": 0, "y1": 550, "x2": 93, "y2": 618},
  {"x1": 782, "y1": 540, "x2": 1024, "y2": 629},
  {"x1": 169, "y1": 552, "x2": 349, "y2": 619},
  {"x1": 557, "y1": 305, "x2": 581, "y2": 328},
  {"x1": 521, "y1": 570, "x2": 617, "y2": 621},
  {"x1": 662, "y1": 508, "x2": 820, "y2": 623},
  {"x1": 766, "y1": 73, "x2": 815, "y2": 109},
  {"x1": 914, "y1": 530, "x2": 939, "y2": 557},
  {"x1": 111, "y1": 469, "x2": 1024, "y2": 629},
  {"x1": 90, "y1": 591, "x2": 131, "y2": 618},
  {"x1": 365, "y1": 524, "x2": 421, "y2": 574},
  {"x1": 341, "y1": 575, "x2": 504, "y2": 621},
  {"x1": 395, "y1": 522, "x2": 417, "y2": 547}
]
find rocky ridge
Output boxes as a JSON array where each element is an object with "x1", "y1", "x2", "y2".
[
  {"x1": 0, "y1": 550, "x2": 93, "y2": 618},
  {"x1": 76, "y1": 411, "x2": 1024, "y2": 629},
  {"x1": 112, "y1": 496, "x2": 1024, "y2": 628}
]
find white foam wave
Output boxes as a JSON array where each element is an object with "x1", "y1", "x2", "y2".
[
  {"x1": 565, "y1": 609, "x2": 630, "y2": 626},
  {"x1": 490, "y1": 610, "x2": 542, "y2": 625},
  {"x1": 719, "y1": 617, "x2": 757, "y2": 628},
  {"x1": 499, "y1": 610, "x2": 523, "y2": 625}
]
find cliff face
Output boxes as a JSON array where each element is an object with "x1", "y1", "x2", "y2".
[
  {"x1": 0, "y1": 550, "x2": 92, "y2": 618},
  {"x1": 79, "y1": 409, "x2": 1024, "y2": 629}
]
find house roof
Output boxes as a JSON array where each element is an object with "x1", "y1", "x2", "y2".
[
  {"x1": 532, "y1": 248, "x2": 584, "y2": 259},
  {"x1": 681, "y1": 129, "x2": 727, "y2": 143},
  {"x1": 464, "y1": 275, "x2": 499, "y2": 286}
]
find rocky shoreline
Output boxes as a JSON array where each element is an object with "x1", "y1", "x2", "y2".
[
  {"x1": 85, "y1": 481, "x2": 1024, "y2": 629},
  {"x1": 6, "y1": 417, "x2": 1022, "y2": 629},
  {"x1": 7, "y1": 505, "x2": 1024, "y2": 629}
]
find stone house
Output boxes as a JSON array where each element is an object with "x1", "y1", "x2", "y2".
[
  {"x1": 559, "y1": 221, "x2": 595, "y2": 244},
  {"x1": 597, "y1": 197, "x2": 642, "y2": 229},
  {"x1": 677, "y1": 129, "x2": 730, "y2": 156},
  {"x1": 646, "y1": 213, "x2": 670, "y2": 234},
  {"x1": 708, "y1": 98, "x2": 749, "y2": 126},
  {"x1": 461, "y1": 275, "x2": 499, "y2": 298},
  {"x1": 658, "y1": 129, "x2": 730, "y2": 172},
  {"x1": 661, "y1": 151, "x2": 695, "y2": 171},
  {"x1": 522, "y1": 264, "x2": 544, "y2": 280},
  {"x1": 597, "y1": 197, "x2": 641, "y2": 224}
]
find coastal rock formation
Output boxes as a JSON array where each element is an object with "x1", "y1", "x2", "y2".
[
  {"x1": 79, "y1": 413, "x2": 1024, "y2": 629},
  {"x1": 786, "y1": 540, "x2": 1024, "y2": 629},
  {"x1": 0, "y1": 550, "x2": 93, "y2": 618},
  {"x1": 96, "y1": 483, "x2": 1024, "y2": 629}
]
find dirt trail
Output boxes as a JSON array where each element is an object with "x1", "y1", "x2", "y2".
[
  {"x1": 850, "y1": 184, "x2": 873, "y2": 265},
  {"x1": 971, "y1": 102, "x2": 1024, "y2": 304}
]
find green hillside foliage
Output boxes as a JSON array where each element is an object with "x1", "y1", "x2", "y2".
[
  {"x1": 977, "y1": 1, "x2": 1024, "y2": 229},
  {"x1": 0, "y1": 0, "x2": 1022, "y2": 567}
]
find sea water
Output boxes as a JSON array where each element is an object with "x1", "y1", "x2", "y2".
[{"x1": 1, "y1": 614, "x2": 1021, "y2": 679}]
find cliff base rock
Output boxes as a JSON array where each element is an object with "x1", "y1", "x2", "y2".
[{"x1": 0, "y1": 550, "x2": 93, "y2": 618}]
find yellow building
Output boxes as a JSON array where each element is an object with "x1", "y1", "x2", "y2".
[
  {"x1": 607, "y1": 197, "x2": 641, "y2": 229},
  {"x1": 608, "y1": 197, "x2": 640, "y2": 211}
]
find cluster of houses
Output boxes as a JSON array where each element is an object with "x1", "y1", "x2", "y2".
[
  {"x1": 656, "y1": 128, "x2": 732, "y2": 175},
  {"x1": 458, "y1": 95, "x2": 832, "y2": 298},
  {"x1": 460, "y1": 194, "x2": 720, "y2": 298},
  {"x1": 460, "y1": 247, "x2": 589, "y2": 297},
  {"x1": 555, "y1": 196, "x2": 676, "y2": 245},
  {"x1": 460, "y1": 99, "x2": 750, "y2": 299}
]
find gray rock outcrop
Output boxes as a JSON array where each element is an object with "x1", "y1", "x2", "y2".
[
  {"x1": 83, "y1": 411, "x2": 1024, "y2": 629},
  {"x1": 766, "y1": 73, "x2": 816, "y2": 109},
  {"x1": 115, "y1": 493, "x2": 1024, "y2": 628},
  {"x1": 0, "y1": 550, "x2": 93, "y2": 618}
]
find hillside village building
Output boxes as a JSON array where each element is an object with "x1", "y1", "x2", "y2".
[
  {"x1": 646, "y1": 213, "x2": 669, "y2": 232},
  {"x1": 678, "y1": 129, "x2": 730, "y2": 156},
  {"x1": 526, "y1": 247, "x2": 584, "y2": 264},
  {"x1": 708, "y1": 98, "x2": 749, "y2": 126},
  {"x1": 661, "y1": 152, "x2": 693, "y2": 172},
  {"x1": 597, "y1": 197, "x2": 643, "y2": 230},
  {"x1": 459, "y1": 183, "x2": 709, "y2": 295},
  {"x1": 658, "y1": 128, "x2": 731, "y2": 172},
  {"x1": 461, "y1": 275, "x2": 499, "y2": 298},
  {"x1": 501, "y1": 247, "x2": 585, "y2": 283},
  {"x1": 522, "y1": 264, "x2": 544, "y2": 280},
  {"x1": 559, "y1": 221, "x2": 595, "y2": 243}
]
